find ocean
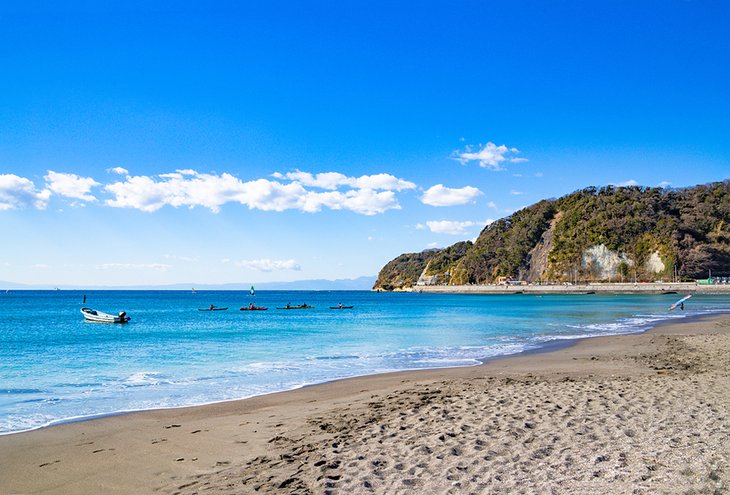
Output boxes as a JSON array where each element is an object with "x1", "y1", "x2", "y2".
[{"x1": 1, "y1": 289, "x2": 728, "y2": 434}]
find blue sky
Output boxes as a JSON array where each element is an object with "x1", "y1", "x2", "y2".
[{"x1": 1, "y1": 1, "x2": 728, "y2": 286}]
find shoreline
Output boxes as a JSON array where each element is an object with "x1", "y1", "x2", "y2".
[
  {"x1": 1, "y1": 314, "x2": 729, "y2": 493},
  {"x1": 1, "y1": 309, "x2": 716, "y2": 438},
  {"x1": 409, "y1": 282, "x2": 730, "y2": 295}
]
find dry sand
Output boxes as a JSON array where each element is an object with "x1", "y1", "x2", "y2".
[{"x1": 1, "y1": 315, "x2": 729, "y2": 494}]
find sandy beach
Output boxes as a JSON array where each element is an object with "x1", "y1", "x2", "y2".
[{"x1": 1, "y1": 314, "x2": 729, "y2": 494}]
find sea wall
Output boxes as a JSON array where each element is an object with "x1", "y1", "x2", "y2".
[{"x1": 410, "y1": 282, "x2": 730, "y2": 295}]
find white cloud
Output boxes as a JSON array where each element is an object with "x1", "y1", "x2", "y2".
[
  {"x1": 0, "y1": 174, "x2": 51, "y2": 210},
  {"x1": 350, "y1": 173, "x2": 416, "y2": 191},
  {"x1": 96, "y1": 263, "x2": 172, "y2": 271},
  {"x1": 44, "y1": 171, "x2": 100, "y2": 202},
  {"x1": 613, "y1": 180, "x2": 639, "y2": 187},
  {"x1": 486, "y1": 201, "x2": 498, "y2": 210},
  {"x1": 658, "y1": 181, "x2": 671, "y2": 188},
  {"x1": 426, "y1": 242, "x2": 441, "y2": 248},
  {"x1": 108, "y1": 167, "x2": 129, "y2": 175},
  {"x1": 105, "y1": 172, "x2": 302, "y2": 213},
  {"x1": 510, "y1": 190, "x2": 525, "y2": 196},
  {"x1": 293, "y1": 188, "x2": 400, "y2": 215},
  {"x1": 326, "y1": 188, "x2": 399, "y2": 215},
  {"x1": 31, "y1": 263, "x2": 49, "y2": 269},
  {"x1": 453, "y1": 142, "x2": 526, "y2": 171},
  {"x1": 425, "y1": 220, "x2": 479, "y2": 235},
  {"x1": 280, "y1": 170, "x2": 416, "y2": 191},
  {"x1": 104, "y1": 170, "x2": 406, "y2": 215},
  {"x1": 282, "y1": 171, "x2": 347, "y2": 190},
  {"x1": 235, "y1": 258, "x2": 301, "y2": 272},
  {"x1": 423, "y1": 219, "x2": 493, "y2": 235},
  {"x1": 421, "y1": 184, "x2": 483, "y2": 207},
  {"x1": 534, "y1": 172, "x2": 544, "y2": 178},
  {"x1": 2, "y1": 168, "x2": 413, "y2": 216}
]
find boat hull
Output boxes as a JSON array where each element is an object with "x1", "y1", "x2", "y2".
[{"x1": 81, "y1": 308, "x2": 130, "y2": 323}]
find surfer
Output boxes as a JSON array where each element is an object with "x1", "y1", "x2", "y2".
[
  {"x1": 680, "y1": 302, "x2": 684, "y2": 311},
  {"x1": 209, "y1": 304, "x2": 214, "y2": 310}
]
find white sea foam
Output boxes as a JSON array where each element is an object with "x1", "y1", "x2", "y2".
[
  {"x1": 537, "y1": 312, "x2": 690, "y2": 342},
  {"x1": 124, "y1": 371, "x2": 165, "y2": 385},
  {"x1": 0, "y1": 413, "x2": 58, "y2": 436},
  {"x1": 231, "y1": 362, "x2": 303, "y2": 373}
]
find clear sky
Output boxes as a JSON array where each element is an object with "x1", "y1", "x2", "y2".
[{"x1": 1, "y1": 1, "x2": 728, "y2": 286}]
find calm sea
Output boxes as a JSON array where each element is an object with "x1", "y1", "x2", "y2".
[{"x1": 1, "y1": 290, "x2": 728, "y2": 434}]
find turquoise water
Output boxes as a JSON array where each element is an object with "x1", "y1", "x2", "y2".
[{"x1": 1, "y1": 290, "x2": 728, "y2": 434}]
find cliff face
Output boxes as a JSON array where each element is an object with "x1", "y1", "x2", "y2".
[
  {"x1": 526, "y1": 212, "x2": 561, "y2": 282},
  {"x1": 374, "y1": 181, "x2": 730, "y2": 290}
]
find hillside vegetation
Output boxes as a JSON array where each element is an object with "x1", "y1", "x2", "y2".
[{"x1": 373, "y1": 181, "x2": 730, "y2": 290}]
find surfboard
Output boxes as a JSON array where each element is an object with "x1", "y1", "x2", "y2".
[{"x1": 669, "y1": 294, "x2": 692, "y2": 311}]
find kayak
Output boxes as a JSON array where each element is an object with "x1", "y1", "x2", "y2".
[
  {"x1": 240, "y1": 307, "x2": 268, "y2": 311},
  {"x1": 276, "y1": 305, "x2": 314, "y2": 310},
  {"x1": 329, "y1": 306, "x2": 354, "y2": 309},
  {"x1": 199, "y1": 307, "x2": 228, "y2": 311}
]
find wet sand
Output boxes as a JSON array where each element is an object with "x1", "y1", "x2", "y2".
[{"x1": 1, "y1": 315, "x2": 729, "y2": 494}]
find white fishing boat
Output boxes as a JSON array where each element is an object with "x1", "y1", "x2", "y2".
[{"x1": 81, "y1": 307, "x2": 130, "y2": 323}]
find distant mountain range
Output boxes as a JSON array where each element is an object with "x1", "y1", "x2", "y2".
[
  {"x1": 375, "y1": 181, "x2": 730, "y2": 290},
  {"x1": 0, "y1": 276, "x2": 377, "y2": 291}
]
